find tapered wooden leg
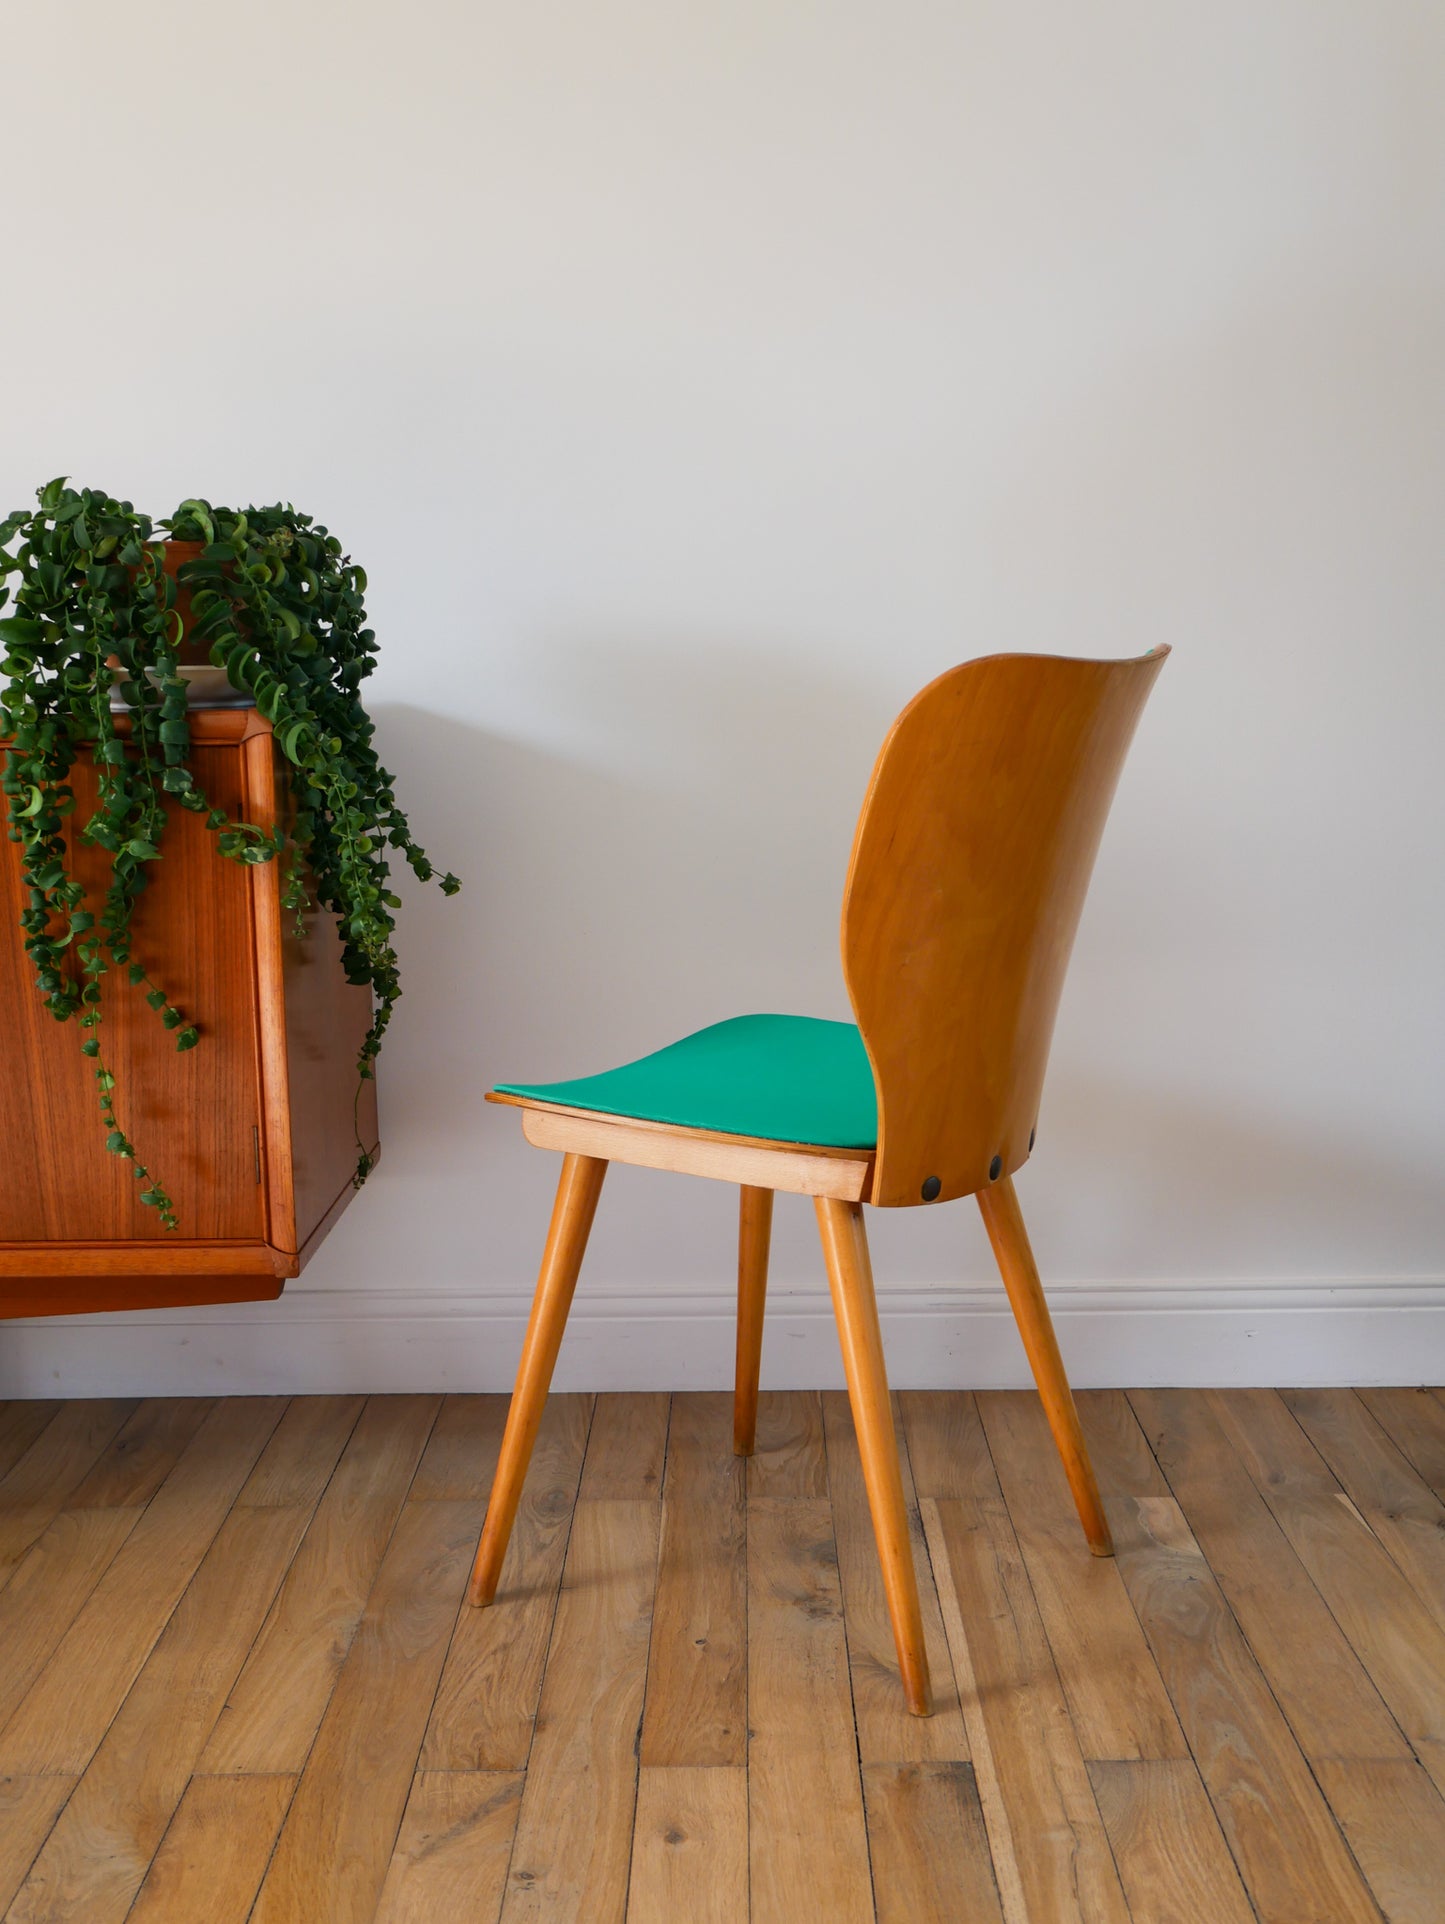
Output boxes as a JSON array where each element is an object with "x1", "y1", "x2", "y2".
[
  {"x1": 467, "y1": 1152, "x2": 608, "y2": 1607},
  {"x1": 977, "y1": 1173, "x2": 1113, "y2": 1557},
  {"x1": 815, "y1": 1196, "x2": 931, "y2": 1716},
  {"x1": 733, "y1": 1185, "x2": 774, "y2": 1455}
]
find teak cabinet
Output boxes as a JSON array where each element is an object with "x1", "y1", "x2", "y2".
[{"x1": 0, "y1": 709, "x2": 378, "y2": 1318}]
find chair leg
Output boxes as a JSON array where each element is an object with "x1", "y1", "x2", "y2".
[
  {"x1": 977, "y1": 1173, "x2": 1113, "y2": 1557},
  {"x1": 815, "y1": 1196, "x2": 931, "y2": 1716},
  {"x1": 467, "y1": 1152, "x2": 608, "y2": 1607},
  {"x1": 733, "y1": 1185, "x2": 774, "y2": 1455}
]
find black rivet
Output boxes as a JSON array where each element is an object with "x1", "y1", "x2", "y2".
[
  {"x1": 921, "y1": 1175, "x2": 941, "y2": 1201},
  {"x1": 989, "y1": 1155, "x2": 1002, "y2": 1181},
  {"x1": 1028, "y1": 1127, "x2": 1036, "y2": 1151}
]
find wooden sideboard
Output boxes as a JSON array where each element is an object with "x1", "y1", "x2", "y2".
[{"x1": 0, "y1": 708, "x2": 377, "y2": 1317}]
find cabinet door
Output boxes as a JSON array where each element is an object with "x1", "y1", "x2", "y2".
[{"x1": 0, "y1": 738, "x2": 267, "y2": 1244}]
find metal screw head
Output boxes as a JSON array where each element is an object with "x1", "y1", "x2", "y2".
[
  {"x1": 988, "y1": 1155, "x2": 1002, "y2": 1181},
  {"x1": 921, "y1": 1175, "x2": 942, "y2": 1201}
]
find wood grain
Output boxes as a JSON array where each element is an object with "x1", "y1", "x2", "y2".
[
  {"x1": 200, "y1": 1393, "x2": 441, "y2": 1774},
  {"x1": 578, "y1": 1390, "x2": 670, "y2": 1500},
  {"x1": 1313, "y1": 1757, "x2": 1445, "y2": 1924},
  {"x1": 977, "y1": 1392, "x2": 1184, "y2": 1761},
  {"x1": 517, "y1": 1102, "x2": 872, "y2": 1199},
  {"x1": 640, "y1": 1393, "x2": 747, "y2": 1768},
  {"x1": 374, "y1": 1771, "x2": 524, "y2": 1924},
  {"x1": 422, "y1": 1394, "x2": 592, "y2": 1771},
  {"x1": 62, "y1": 1396, "x2": 214, "y2": 1510},
  {"x1": 0, "y1": 1403, "x2": 60, "y2": 1483},
  {"x1": 409, "y1": 1393, "x2": 508, "y2": 1503},
  {"x1": 468, "y1": 1154, "x2": 606, "y2": 1608},
  {"x1": 0, "y1": 1396, "x2": 285, "y2": 1774},
  {"x1": 3, "y1": 1386, "x2": 1443, "y2": 1920},
  {"x1": 823, "y1": 1390, "x2": 967, "y2": 1761},
  {"x1": 0, "y1": 1398, "x2": 138, "y2": 1580},
  {"x1": 1283, "y1": 1386, "x2": 1445, "y2": 1633},
  {"x1": 900, "y1": 1389, "x2": 997, "y2": 1499},
  {"x1": 1, "y1": 708, "x2": 379, "y2": 1310},
  {"x1": 840, "y1": 648, "x2": 1167, "y2": 1206},
  {"x1": 1210, "y1": 1387, "x2": 1445, "y2": 1793},
  {"x1": 627, "y1": 1767, "x2": 748, "y2": 1924},
  {"x1": 1359, "y1": 1385, "x2": 1445, "y2": 1499},
  {"x1": 126, "y1": 1775, "x2": 295, "y2": 1924},
  {"x1": 499, "y1": 1500, "x2": 660, "y2": 1924},
  {"x1": 1106, "y1": 1492, "x2": 1380, "y2": 1924},
  {"x1": 1088, "y1": 1760, "x2": 1254, "y2": 1924},
  {"x1": 924, "y1": 1496, "x2": 1129, "y2": 1924},
  {"x1": 746, "y1": 1389, "x2": 829, "y2": 1499},
  {"x1": 0, "y1": 1778, "x2": 75, "y2": 1916},
  {"x1": 6, "y1": 1503, "x2": 316, "y2": 1924},
  {"x1": 1129, "y1": 1387, "x2": 1411, "y2": 1763},
  {"x1": 862, "y1": 1762, "x2": 1003, "y2": 1924},
  {"x1": 747, "y1": 1497, "x2": 873, "y2": 1924},
  {"x1": 250, "y1": 1498, "x2": 480, "y2": 1924}
]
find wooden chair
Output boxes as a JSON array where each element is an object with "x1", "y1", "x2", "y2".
[{"x1": 470, "y1": 646, "x2": 1169, "y2": 1716}]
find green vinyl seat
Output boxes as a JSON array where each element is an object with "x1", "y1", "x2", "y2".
[{"x1": 495, "y1": 1012, "x2": 877, "y2": 1149}]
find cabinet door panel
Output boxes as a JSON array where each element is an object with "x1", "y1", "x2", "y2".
[{"x1": 0, "y1": 740, "x2": 266, "y2": 1244}]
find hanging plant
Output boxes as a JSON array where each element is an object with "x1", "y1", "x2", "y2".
[{"x1": 0, "y1": 479, "x2": 459, "y2": 1228}]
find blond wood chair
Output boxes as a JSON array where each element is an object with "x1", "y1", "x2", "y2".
[{"x1": 471, "y1": 647, "x2": 1169, "y2": 1716}]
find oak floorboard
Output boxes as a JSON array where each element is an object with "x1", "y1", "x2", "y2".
[
  {"x1": 977, "y1": 1392, "x2": 1185, "y2": 1763},
  {"x1": 499, "y1": 1500, "x2": 660, "y2": 1924},
  {"x1": 1075, "y1": 1389, "x2": 1172, "y2": 1497},
  {"x1": 62, "y1": 1397, "x2": 214, "y2": 1510},
  {"x1": 1210, "y1": 1387, "x2": 1445, "y2": 1795},
  {"x1": 862, "y1": 1762, "x2": 1003, "y2": 1924},
  {"x1": 578, "y1": 1390, "x2": 670, "y2": 1500},
  {"x1": 5, "y1": 1522, "x2": 294, "y2": 1924},
  {"x1": 421, "y1": 1394, "x2": 593, "y2": 1771},
  {"x1": 0, "y1": 1509, "x2": 143, "y2": 1740},
  {"x1": 0, "y1": 1399, "x2": 138, "y2": 1583},
  {"x1": 639, "y1": 1393, "x2": 747, "y2": 1768},
  {"x1": 747, "y1": 1389, "x2": 828, "y2": 1498},
  {"x1": 200, "y1": 1392, "x2": 442, "y2": 1774},
  {"x1": 0, "y1": 1778, "x2": 75, "y2": 1916},
  {"x1": 3, "y1": 1396, "x2": 354, "y2": 1924},
  {"x1": 899, "y1": 1389, "x2": 995, "y2": 1499},
  {"x1": 0, "y1": 1397, "x2": 286, "y2": 1776},
  {"x1": 1313, "y1": 1757, "x2": 1445, "y2": 1924},
  {"x1": 1359, "y1": 1386, "x2": 1445, "y2": 1499},
  {"x1": 822, "y1": 1390, "x2": 968, "y2": 1762},
  {"x1": 1129, "y1": 1387, "x2": 1411, "y2": 1764},
  {"x1": 627, "y1": 1766, "x2": 748, "y2": 1924},
  {"x1": 1088, "y1": 1760, "x2": 1254, "y2": 1924},
  {"x1": 373, "y1": 1770, "x2": 524, "y2": 1924},
  {"x1": 747, "y1": 1497, "x2": 874, "y2": 1924},
  {"x1": 923, "y1": 1497, "x2": 1130, "y2": 1924},
  {"x1": 250, "y1": 1497, "x2": 480, "y2": 1924},
  {"x1": 1106, "y1": 1491, "x2": 1380, "y2": 1924},
  {"x1": 408, "y1": 1393, "x2": 508, "y2": 1502},
  {"x1": 1283, "y1": 1386, "x2": 1445, "y2": 1633},
  {"x1": 0, "y1": 1404, "x2": 61, "y2": 1484},
  {"x1": 3, "y1": 1388, "x2": 1442, "y2": 1921},
  {"x1": 125, "y1": 1774, "x2": 295, "y2": 1924}
]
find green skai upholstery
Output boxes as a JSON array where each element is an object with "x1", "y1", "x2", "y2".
[{"x1": 495, "y1": 1013, "x2": 878, "y2": 1148}]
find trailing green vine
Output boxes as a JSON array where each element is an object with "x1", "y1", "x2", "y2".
[{"x1": 0, "y1": 479, "x2": 458, "y2": 1227}]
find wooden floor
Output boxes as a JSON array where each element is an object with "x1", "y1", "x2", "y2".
[{"x1": 2, "y1": 1387, "x2": 1445, "y2": 1921}]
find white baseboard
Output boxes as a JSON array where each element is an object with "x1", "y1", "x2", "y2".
[{"x1": 1, "y1": 1276, "x2": 1442, "y2": 1398}]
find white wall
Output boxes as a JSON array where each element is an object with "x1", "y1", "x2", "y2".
[{"x1": 4, "y1": 1, "x2": 1443, "y2": 1393}]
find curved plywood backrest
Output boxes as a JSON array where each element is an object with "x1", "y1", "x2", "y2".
[{"x1": 841, "y1": 648, "x2": 1169, "y2": 1207}]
